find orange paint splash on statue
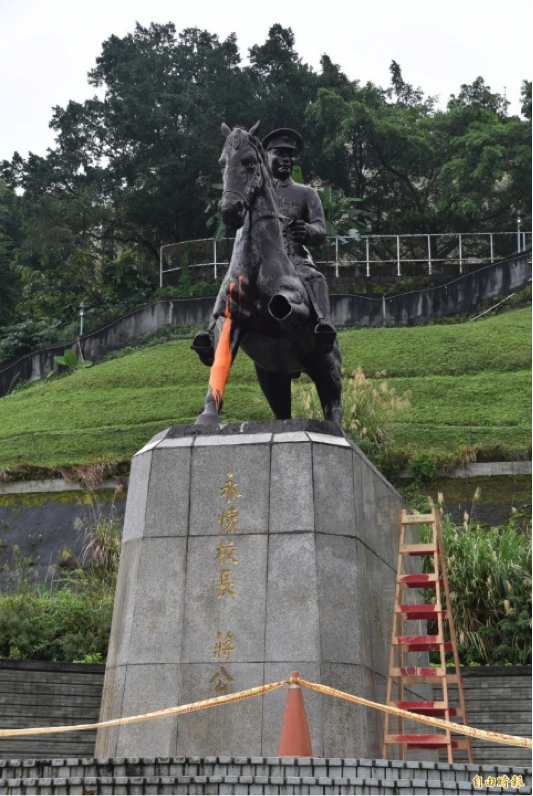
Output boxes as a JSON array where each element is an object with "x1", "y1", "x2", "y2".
[{"x1": 209, "y1": 284, "x2": 234, "y2": 410}]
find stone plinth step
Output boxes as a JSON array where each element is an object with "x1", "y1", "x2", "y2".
[
  {"x1": 0, "y1": 773, "x2": 531, "y2": 794},
  {"x1": 0, "y1": 758, "x2": 530, "y2": 795}
]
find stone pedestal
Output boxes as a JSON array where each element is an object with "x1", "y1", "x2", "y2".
[{"x1": 95, "y1": 420, "x2": 409, "y2": 758}]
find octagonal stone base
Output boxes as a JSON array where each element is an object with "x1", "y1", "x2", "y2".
[{"x1": 96, "y1": 420, "x2": 416, "y2": 759}]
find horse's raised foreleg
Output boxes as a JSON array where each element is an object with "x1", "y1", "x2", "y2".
[
  {"x1": 254, "y1": 365, "x2": 292, "y2": 420},
  {"x1": 195, "y1": 317, "x2": 241, "y2": 425},
  {"x1": 307, "y1": 341, "x2": 343, "y2": 426}
]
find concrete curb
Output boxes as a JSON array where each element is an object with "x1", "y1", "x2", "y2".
[
  {"x1": 398, "y1": 461, "x2": 532, "y2": 480},
  {"x1": 1, "y1": 461, "x2": 530, "y2": 495},
  {"x1": 0, "y1": 478, "x2": 125, "y2": 496}
]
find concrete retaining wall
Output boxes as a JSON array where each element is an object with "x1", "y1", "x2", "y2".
[
  {"x1": 0, "y1": 659, "x2": 105, "y2": 760},
  {"x1": 0, "y1": 251, "x2": 530, "y2": 397},
  {"x1": 0, "y1": 489, "x2": 126, "y2": 590},
  {"x1": 331, "y1": 250, "x2": 531, "y2": 328},
  {"x1": 445, "y1": 666, "x2": 532, "y2": 769}
]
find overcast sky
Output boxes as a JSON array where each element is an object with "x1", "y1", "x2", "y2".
[{"x1": 0, "y1": 0, "x2": 530, "y2": 162}]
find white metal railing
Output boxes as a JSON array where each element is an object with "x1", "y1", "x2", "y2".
[{"x1": 159, "y1": 231, "x2": 532, "y2": 286}]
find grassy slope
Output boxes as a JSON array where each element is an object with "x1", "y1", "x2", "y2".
[{"x1": 0, "y1": 308, "x2": 530, "y2": 471}]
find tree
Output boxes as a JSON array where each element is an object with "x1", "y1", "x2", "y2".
[
  {"x1": 0, "y1": 181, "x2": 21, "y2": 327},
  {"x1": 306, "y1": 66, "x2": 532, "y2": 238},
  {"x1": 317, "y1": 186, "x2": 371, "y2": 238},
  {"x1": 389, "y1": 60, "x2": 428, "y2": 108},
  {"x1": 1, "y1": 28, "x2": 530, "y2": 329},
  {"x1": 520, "y1": 80, "x2": 532, "y2": 120},
  {"x1": 247, "y1": 25, "x2": 317, "y2": 133},
  {"x1": 447, "y1": 76, "x2": 510, "y2": 116},
  {"x1": 0, "y1": 23, "x2": 260, "y2": 320}
]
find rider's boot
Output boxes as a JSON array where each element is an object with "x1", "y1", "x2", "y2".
[
  {"x1": 191, "y1": 322, "x2": 215, "y2": 367},
  {"x1": 306, "y1": 275, "x2": 337, "y2": 353}
]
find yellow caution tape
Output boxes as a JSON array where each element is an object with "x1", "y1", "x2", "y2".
[
  {"x1": 0, "y1": 674, "x2": 530, "y2": 750},
  {"x1": 0, "y1": 679, "x2": 289, "y2": 738},
  {"x1": 298, "y1": 677, "x2": 532, "y2": 749}
]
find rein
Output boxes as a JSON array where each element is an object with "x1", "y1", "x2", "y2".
[{"x1": 222, "y1": 188, "x2": 250, "y2": 209}]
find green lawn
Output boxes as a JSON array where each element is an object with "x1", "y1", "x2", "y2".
[{"x1": 0, "y1": 308, "x2": 530, "y2": 473}]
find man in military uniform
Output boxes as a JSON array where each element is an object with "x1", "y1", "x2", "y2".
[{"x1": 262, "y1": 127, "x2": 336, "y2": 350}]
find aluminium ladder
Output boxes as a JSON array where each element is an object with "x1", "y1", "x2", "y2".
[{"x1": 382, "y1": 508, "x2": 473, "y2": 763}]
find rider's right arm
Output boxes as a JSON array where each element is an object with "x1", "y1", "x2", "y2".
[{"x1": 303, "y1": 187, "x2": 327, "y2": 247}]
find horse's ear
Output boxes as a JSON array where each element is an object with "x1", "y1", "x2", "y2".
[
  {"x1": 221, "y1": 123, "x2": 231, "y2": 138},
  {"x1": 249, "y1": 120, "x2": 260, "y2": 138}
]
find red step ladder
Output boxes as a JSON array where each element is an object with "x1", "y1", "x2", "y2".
[{"x1": 382, "y1": 508, "x2": 473, "y2": 763}]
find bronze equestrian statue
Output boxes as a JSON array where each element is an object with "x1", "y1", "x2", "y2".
[{"x1": 191, "y1": 122, "x2": 342, "y2": 426}]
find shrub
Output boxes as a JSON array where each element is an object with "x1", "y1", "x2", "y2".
[
  {"x1": 0, "y1": 580, "x2": 114, "y2": 662},
  {"x1": 0, "y1": 319, "x2": 61, "y2": 367},
  {"x1": 411, "y1": 454, "x2": 438, "y2": 485},
  {"x1": 152, "y1": 271, "x2": 222, "y2": 300}
]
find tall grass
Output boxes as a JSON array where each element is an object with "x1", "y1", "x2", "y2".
[
  {"x1": 0, "y1": 307, "x2": 530, "y2": 472},
  {"x1": 292, "y1": 367, "x2": 411, "y2": 454},
  {"x1": 423, "y1": 499, "x2": 532, "y2": 666}
]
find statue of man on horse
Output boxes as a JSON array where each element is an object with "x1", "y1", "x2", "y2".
[
  {"x1": 261, "y1": 128, "x2": 336, "y2": 352},
  {"x1": 191, "y1": 122, "x2": 342, "y2": 427}
]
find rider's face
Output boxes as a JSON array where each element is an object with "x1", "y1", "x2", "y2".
[{"x1": 268, "y1": 147, "x2": 296, "y2": 180}]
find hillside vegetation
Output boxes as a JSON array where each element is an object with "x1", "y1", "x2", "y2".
[
  {"x1": 0, "y1": 308, "x2": 530, "y2": 478},
  {"x1": 1, "y1": 23, "x2": 530, "y2": 338}
]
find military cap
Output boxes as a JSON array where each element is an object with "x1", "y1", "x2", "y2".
[{"x1": 262, "y1": 128, "x2": 304, "y2": 152}]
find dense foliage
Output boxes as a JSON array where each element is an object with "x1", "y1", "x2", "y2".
[
  {"x1": 0, "y1": 494, "x2": 120, "y2": 663},
  {"x1": 424, "y1": 505, "x2": 532, "y2": 667},
  {"x1": 0, "y1": 22, "x2": 530, "y2": 342}
]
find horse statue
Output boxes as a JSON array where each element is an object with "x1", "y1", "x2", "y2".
[{"x1": 191, "y1": 122, "x2": 342, "y2": 426}]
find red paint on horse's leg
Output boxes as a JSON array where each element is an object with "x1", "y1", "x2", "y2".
[
  {"x1": 208, "y1": 305, "x2": 233, "y2": 410},
  {"x1": 225, "y1": 281, "x2": 235, "y2": 319}
]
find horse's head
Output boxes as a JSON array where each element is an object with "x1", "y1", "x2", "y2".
[{"x1": 218, "y1": 121, "x2": 265, "y2": 229}]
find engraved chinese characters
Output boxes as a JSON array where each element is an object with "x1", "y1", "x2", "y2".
[{"x1": 211, "y1": 470, "x2": 242, "y2": 693}]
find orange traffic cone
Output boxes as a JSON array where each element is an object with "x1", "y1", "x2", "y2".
[{"x1": 278, "y1": 672, "x2": 313, "y2": 757}]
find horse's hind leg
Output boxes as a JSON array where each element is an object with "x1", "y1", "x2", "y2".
[
  {"x1": 307, "y1": 342, "x2": 343, "y2": 425},
  {"x1": 196, "y1": 318, "x2": 241, "y2": 425},
  {"x1": 254, "y1": 365, "x2": 292, "y2": 420}
]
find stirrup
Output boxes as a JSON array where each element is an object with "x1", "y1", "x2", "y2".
[{"x1": 191, "y1": 331, "x2": 214, "y2": 367}]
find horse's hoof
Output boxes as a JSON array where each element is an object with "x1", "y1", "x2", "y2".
[
  {"x1": 191, "y1": 332, "x2": 214, "y2": 367},
  {"x1": 195, "y1": 410, "x2": 220, "y2": 426},
  {"x1": 331, "y1": 409, "x2": 343, "y2": 426}
]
